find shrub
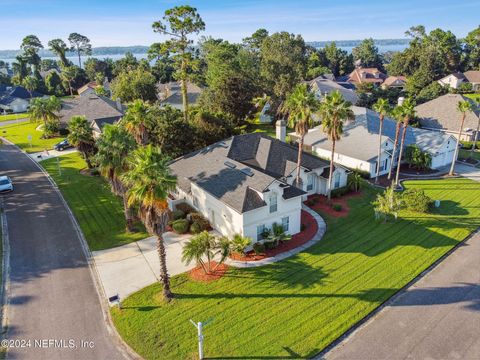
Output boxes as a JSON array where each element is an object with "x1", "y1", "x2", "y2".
[
  {"x1": 332, "y1": 204, "x2": 342, "y2": 212},
  {"x1": 301, "y1": 223, "x2": 307, "y2": 231},
  {"x1": 230, "y1": 234, "x2": 252, "y2": 254},
  {"x1": 175, "y1": 202, "x2": 195, "y2": 214},
  {"x1": 172, "y1": 219, "x2": 189, "y2": 234},
  {"x1": 331, "y1": 187, "x2": 349, "y2": 198},
  {"x1": 172, "y1": 209, "x2": 186, "y2": 221},
  {"x1": 461, "y1": 141, "x2": 479, "y2": 150},
  {"x1": 189, "y1": 212, "x2": 210, "y2": 230},
  {"x1": 348, "y1": 172, "x2": 363, "y2": 192},
  {"x1": 402, "y1": 188, "x2": 431, "y2": 213},
  {"x1": 90, "y1": 168, "x2": 100, "y2": 176},
  {"x1": 189, "y1": 222, "x2": 202, "y2": 234},
  {"x1": 405, "y1": 145, "x2": 432, "y2": 170},
  {"x1": 253, "y1": 242, "x2": 265, "y2": 255}
]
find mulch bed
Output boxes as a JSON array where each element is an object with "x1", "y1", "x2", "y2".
[
  {"x1": 399, "y1": 164, "x2": 439, "y2": 175},
  {"x1": 229, "y1": 210, "x2": 318, "y2": 262},
  {"x1": 189, "y1": 261, "x2": 229, "y2": 282},
  {"x1": 304, "y1": 192, "x2": 362, "y2": 218}
]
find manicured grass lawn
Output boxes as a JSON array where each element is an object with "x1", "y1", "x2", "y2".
[
  {"x1": 0, "y1": 113, "x2": 28, "y2": 122},
  {"x1": 41, "y1": 152, "x2": 148, "y2": 251},
  {"x1": 1, "y1": 122, "x2": 63, "y2": 153},
  {"x1": 464, "y1": 93, "x2": 480, "y2": 103},
  {"x1": 247, "y1": 121, "x2": 294, "y2": 139},
  {"x1": 111, "y1": 178, "x2": 480, "y2": 360}
]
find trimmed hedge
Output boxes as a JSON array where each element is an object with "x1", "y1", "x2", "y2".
[
  {"x1": 172, "y1": 219, "x2": 189, "y2": 234},
  {"x1": 172, "y1": 210, "x2": 186, "y2": 221},
  {"x1": 189, "y1": 222, "x2": 202, "y2": 234}
]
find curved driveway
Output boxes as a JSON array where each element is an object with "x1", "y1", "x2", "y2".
[{"x1": 0, "y1": 144, "x2": 127, "y2": 359}]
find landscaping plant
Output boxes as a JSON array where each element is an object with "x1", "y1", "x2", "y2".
[
  {"x1": 402, "y1": 188, "x2": 432, "y2": 213},
  {"x1": 182, "y1": 231, "x2": 231, "y2": 274},
  {"x1": 230, "y1": 234, "x2": 252, "y2": 254},
  {"x1": 372, "y1": 185, "x2": 403, "y2": 222}
]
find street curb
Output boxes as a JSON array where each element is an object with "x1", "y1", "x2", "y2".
[
  {"x1": 314, "y1": 226, "x2": 480, "y2": 359},
  {"x1": 0, "y1": 138, "x2": 141, "y2": 360},
  {"x1": 0, "y1": 198, "x2": 11, "y2": 348}
]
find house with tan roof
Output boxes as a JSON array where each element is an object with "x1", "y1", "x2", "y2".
[
  {"x1": 347, "y1": 68, "x2": 386, "y2": 87},
  {"x1": 382, "y1": 75, "x2": 407, "y2": 89},
  {"x1": 438, "y1": 71, "x2": 480, "y2": 91}
]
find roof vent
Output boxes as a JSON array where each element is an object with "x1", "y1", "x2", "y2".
[
  {"x1": 240, "y1": 167, "x2": 254, "y2": 177},
  {"x1": 224, "y1": 161, "x2": 236, "y2": 169}
]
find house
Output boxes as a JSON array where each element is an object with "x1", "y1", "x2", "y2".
[
  {"x1": 291, "y1": 106, "x2": 457, "y2": 178},
  {"x1": 309, "y1": 76, "x2": 359, "y2": 104},
  {"x1": 0, "y1": 85, "x2": 45, "y2": 113},
  {"x1": 415, "y1": 94, "x2": 480, "y2": 141},
  {"x1": 77, "y1": 82, "x2": 98, "y2": 97},
  {"x1": 39, "y1": 68, "x2": 60, "y2": 80},
  {"x1": 382, "y1": 75, "x2": 407, "y2": 89},
  {"x1": 347, "y1": 68, "x2": 387, "y2": 87},
  {"x1": 58, "y1": 94, "x2": 124, "y2": 136},
  {"x1": 168, "y1": 132, "x2": 348, "y2": 241},
  {"x1": 157, "y1": 81, "x2": 203, "y2": 110},
  {"x1": 438, "y1": 71, "x2": 480, "y2": 91}
]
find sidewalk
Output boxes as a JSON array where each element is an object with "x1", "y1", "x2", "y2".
[{"x1": 28, "y1": 148, "x2": 78, "y2": 162}]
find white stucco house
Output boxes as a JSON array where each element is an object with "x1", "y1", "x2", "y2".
[
  {"x1": 168, "y1": 133, "x2": 348, "y2": 242},
  {"x1": 438, "y1": 71, "x2": 480, "y2": 91},
  {"x1": 291, "y1": 106, "x2": 457, "y2": 178}
]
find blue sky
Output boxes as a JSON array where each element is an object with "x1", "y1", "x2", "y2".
[{"x1": 0, "y1": 0, "x2": 479, "y2": 50}]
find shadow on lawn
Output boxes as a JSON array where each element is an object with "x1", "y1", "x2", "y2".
[{"x1": 206, "y1": 346, "x2": 320, "y2": 359}]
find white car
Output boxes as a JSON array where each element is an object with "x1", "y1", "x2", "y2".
[{"x1": 0, "y1": 176, "x2": 13, "y2": 192}]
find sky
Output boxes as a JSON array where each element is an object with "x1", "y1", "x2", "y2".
[{"x1": 0, "y1": 0, "x2": 479, "y2": 50}]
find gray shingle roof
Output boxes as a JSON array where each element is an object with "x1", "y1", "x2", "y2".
[
  {"x1": 169, "y1": 133, "x2": 326, "y2": 213},
  {"x1": 301, "y1": 106, "x2": 453, "y2": 162},
  {"x1": 58, "y1": 94, "x2": 123, "y2": 124},
  {"x1": 309, "y1": 78, "x2": 359, "y2": 104},
  {"x1": 415, "y1": 94, "x2": 480, "y2": 132}
]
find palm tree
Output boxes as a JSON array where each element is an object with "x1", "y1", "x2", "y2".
[
  {"x1": 470, "y1": 99, "x2": 479, "y2": 159},
  {"x1": 67, "y1": 116, "x2": 96, "y2": 169},
  {"x1": 319, "y1": 90, "x2": 354, "y2": 200},
  {"x1": 29, "y1": 96, "x2": 61, "y2": 129},
  {"x1": 372, "y1": 98, "x2": 391, "y2": 183},
  {"x1": 387, "y1": 106, "x2": 403, "y2": 181},
  {"x1": 122, "y1": 145, "x2": 177, "y2": 301},
  {"x1": 449, "y1": 100, "x2": 473, "y2": 175},
  {"x1": 95, "y1": 124, "x2": 137, "y2": 231},
  {"x1": 60, "y1": 66, "x2": 78, "y2": 96},
  {"x1": 22, "y1": 76, "x2": 38, "y2": 98},
  {"x1": 122, "y1": 99, "x2": 150, "y2": 145},
  {"x1": 394, "y1": 98, "x2": 416, "y2": 186},
  {"x1": 282, "y1": 84, "x2": 320, "y2": 185},
  {"x1": 48, "y1": 39, "x2": 71, "y2": 67}
]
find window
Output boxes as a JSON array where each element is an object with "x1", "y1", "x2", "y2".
[
  {"x1": 306, "y1": 174, "x2": 315, "y2": 191},
  {"x1": 334, "y1": 172, "x2": 341, "y2": 188},
  {"x1": 269, "y1": 193, "x2": 277, "y2": 213},
  {"x1": 192, "y1": 196, "x2": 199, "y2": 208},
  {"x1": 282, "y1": 216, "x2": 289, "y2": 232},
  {"x1": 257, "y1": 224, "x2": 266, "y2": 241}
]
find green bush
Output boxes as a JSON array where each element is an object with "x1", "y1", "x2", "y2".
[
  {"x1": 402, "y1": 188, "x2": 431, "y2": 213},
  {"x1": 230, "y1": 234, "x2": 252, "y2": 254},
  {"x1": 331, "y1": 187, "x2": 349, "y2": 198},
  {"x1": 189, "y1": 212, "x2": 210, "y2": 230},
  {"x1": 461, "y1": 141, "x2": 479, "y2": 150},
  {"x1": 172, "y1": 219, "x2": 189, "y2": 234},
  {"x1": 175, "y1": 202, "x2": 195, "y2": 214},
  {"x1": 90, "y1": 168, "x2": 100, "y2": 176},
  {"x1": 189, "y1": 222, "x2": 201, "y2": 234},
  {"x1": 172, "y1": 209, "x2": 186, "y2": 221},
  {"x1": 253, "y1": 242, "x2": 265, "y2": 255},
  {"x1": 332, "y1": 204, "x2": 342, "y2": 212},
  {"x1": 405, "y1": 145, "x2": 432, "y2": 170}
]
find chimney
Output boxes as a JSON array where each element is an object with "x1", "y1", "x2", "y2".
[
  {"x1": 397, "y1": 97, "x2": 405, "y2": 106},
  {"x1": 276, "y1": 119, "x2": 286, "y2": 142},
  {"x1": 116, "y1": 98, "x2": 122, "y2": 111}
]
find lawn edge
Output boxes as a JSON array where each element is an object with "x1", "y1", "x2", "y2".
[
  {"x1": 0, "y1": 139, "x2": 141, "y2": 360},
  {"x1": 315, "y1": 225, "x2": 480, "y2": 359}
]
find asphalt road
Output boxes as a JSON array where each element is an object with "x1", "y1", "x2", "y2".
[
  {"x1": 0, "y1": 144, "x2": 127, "y2": 359},
  {"x1": 324, "y1": 231, "x2": 480, "y2": 360}
]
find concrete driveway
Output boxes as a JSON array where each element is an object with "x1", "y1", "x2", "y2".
[
  {"x1": 455, "y1": 162, "x2": 480, "y2": 181},
  {"x1": 323, "y1": 231, "x2": 480, "y2": 360},
  {"x1": 93, "y1": 232, "x2": 203, "y2": 301}
]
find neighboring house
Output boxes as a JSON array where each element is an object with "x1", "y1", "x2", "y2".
[
  {"x1": 347, "y1": 68, "x2": 387, "y2": 87},
  {"x1": 58, "y1": 94, "x2": 124, "y2": 136},
  {"x1": 0, "y1": 68, "x2": 13, "y2": 77},
  {"x1": 291, "y1": 106, "x2": 457, "y2": 178},
  {"x1": 382, "y1": 75, "x2": 407, "y2": 89},
  {"x1": 0, "y1": 85, "x2": 45, "y2": 113},
  {"x1": 168, "y1": 132, "x2": 348, "y2": 241},
  {"x1": 258, "y1": 102, "x2": 272, "y2": 123},
  {"x1": 77, "y1": 81, "x2": 98, "y2": 97},
  {"x1": 438, "y1": 71, "x2": 480, "y2": 91},
  {"x1": 309, "y1": 76, "x2": 359, "y2": 104},
  {"x1": 415, "y1": 93, "x2": 480, "y2": 141},
  {"x1": 39, "y1": 68, "x2": 60, "y2": 80},
  {"x1": 157, "y1": 81, "x2": 203, "y2": 110}
]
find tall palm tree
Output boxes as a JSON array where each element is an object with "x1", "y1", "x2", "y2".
[
  {"x1": 95, "y1": 124, "x2": 137, "y2": 231},
  {"x1": 122, "y1": 145, "x2": 177, "y2": 301},
  {"x1": 282, "y1": 84, "x2": 320, "y2": 185},
  {"x1": 387, "y1": 106, "x2": 403, "y2": 181},
  {"x1": 29, "y1": 96, "x2": 61, "y2": 129},
  {"x1": 449, "y1": 100, "x2": 473, "y2": 175},
  {"x1": 394, "y1": 98, "x2": 416, "y2": 186},
  {"x1": 122, "y1": 99, "x2": 150, "y2": 145},
  {"x1": 22, "y1": 76, "x2": 38, "y2": 98},
  {"x1": 48, "y1": 39, "x2": 71, "y2": 67},
  {"x1": 470, "y1": 99, "x2": 479, "y2": 158},
  {"x1": 67, "y1": 116, "x2": 96, "y2": 169},
  {"x1": 319, "y1": 90, "x2": 354, "y2": 200},
  {"x1": 372, "y1": 98, "x2": 391, "y2": 183}
]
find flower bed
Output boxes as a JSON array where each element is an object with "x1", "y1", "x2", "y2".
[
  {"x1": 305, "y1": 192, "x2": 362, "y2": 218},
  {"x1": 229, "y1": 210, "x2": 318, "y2": 262},
  {"x1": 189, "y1": 261, "x2": 229, "y2": 282}
]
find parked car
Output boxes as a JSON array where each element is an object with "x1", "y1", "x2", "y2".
[
  {"x1": 54, "y1": 139, "x2": 73, "y2": 151},
  {"x1": 0, "y1": 176, "x2": 13, "y2": 192}
]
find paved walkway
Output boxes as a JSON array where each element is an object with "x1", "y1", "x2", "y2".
[
  {"x1": 455, "y1": 162, "x2": 480, "y2": 181},
  {"x1": 0, "y1": 118, "x2": 29, "y2": 127},
  {"x1": 323, "y1": 230, "x2": 480, "y2": 360},
  {"x1": 226, "y1": 205, "x2": 326, "y2": 268},
  {"x1": 28, "y1": 148, "x2": 78, "y2": 162}
]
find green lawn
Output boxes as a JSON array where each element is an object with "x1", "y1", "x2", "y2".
[
  {"x1": 0, "y1": 122, "x2": 63, "y2": 153},
  {"x1": 41, "y1": 152, "x2": 148, "y2": 250},
  {"x1": 247, "y1": 121, "x2": 294, "y2": 139},
  {"x1": 464, "y1": 93, "x2": 480, "y2": 103},
  {"x1": 0, "y1": 113, "x2": 28, "y2": 122},
  {"x1": 111, "y1": 178, "x2": 480, "y2": 360},
  {"x1": 459, "y1": 148, "x2": 480, "y2": 161}
]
